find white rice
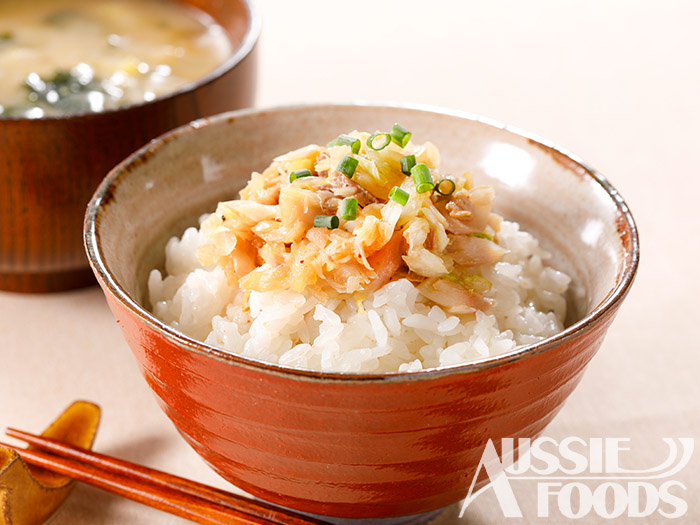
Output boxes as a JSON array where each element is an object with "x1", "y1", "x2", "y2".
[{"x1": 148, "y1": 219, "x2": 571, "y2": 373}]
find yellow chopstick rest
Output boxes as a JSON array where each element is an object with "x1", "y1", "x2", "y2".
[{"x1": 0, "y1": 400, "x2": 100, "y2": 525}]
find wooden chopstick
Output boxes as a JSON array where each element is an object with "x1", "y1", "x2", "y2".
[
  {"x1": 0, "y1": 440, "x2": 267, "y2": 525},
  {"x1": 6, "y1": 428, "x2": 322, "y2": 524},
  {"x1": 3, "y1": 429, "x2": 327, "y2": 525}
]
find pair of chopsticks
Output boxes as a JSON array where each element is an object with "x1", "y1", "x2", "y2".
[{"x1": 1, "y1": 428, "x2": 327, "y2": 525}]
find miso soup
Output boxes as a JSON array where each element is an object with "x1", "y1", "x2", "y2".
[{"x1": 0, "y1": 0, "x2": 233, "y2": 117}]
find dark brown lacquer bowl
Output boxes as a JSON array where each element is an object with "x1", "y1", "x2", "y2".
[
  {"x1": 84, "y1": 104, "x2": 639, "y2": 519},
  {"x1": 0, "y1": 0, "x2": 259, "y2": 293}
]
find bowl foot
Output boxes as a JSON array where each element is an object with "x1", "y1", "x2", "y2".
[
  {"x1": 315, "y1": 507, "x2": 447, "y2": 525},
  {"x1": 0, "y1": 267, "x2": 96, "y2": 293},
  {"x1": 269, "y1": 502, "x2": 449, "y2": 525}
]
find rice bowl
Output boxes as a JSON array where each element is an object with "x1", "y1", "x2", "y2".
[{"x1": 84, "y1": 103, "x2": 638, "y2": 518}]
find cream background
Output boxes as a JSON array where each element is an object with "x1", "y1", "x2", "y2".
[{"x1": 1, "y1": 1, "x2": 698, "y2": 523}]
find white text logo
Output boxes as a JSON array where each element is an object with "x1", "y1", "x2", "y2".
[{"x1": 460, "y1": 437, "x2": 694, "y2": 519}]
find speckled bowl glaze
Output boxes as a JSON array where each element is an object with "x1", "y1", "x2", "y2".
[
  {"x1": 0, "y1": 0, "x2": 259, "y2": 293},
  {"x1": 84, "y1": 104, "x2": 639, "y2": 518}
]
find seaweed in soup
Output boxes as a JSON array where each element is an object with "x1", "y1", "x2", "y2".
[
  {"x1": 24, "y1": 68, "x2": 112, "y2": 114},
  {"x1": 43, "y1": 9, "x2": 85, "y2": 27}
]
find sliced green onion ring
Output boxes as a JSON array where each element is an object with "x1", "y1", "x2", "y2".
[
  {"x1": 336, "y1": 155, "x2": 359, "y2": 178},
  {"x1": 462, "y1": 274, "x2": 492, "y2": 293},
  {"x1": 470, "y1": 231, "x2": 494, "y2": 241},
  {"x1": 388, "y1": 186, "x2": 409, "y2": 206},
  {"x1": 367, "y1": 132, "x2": 391, "y2": 151},
  {"x1": 435, "y1": 178, "x2": 456, "y2": 196},
  {"x1": 390, "y1": 123, "x2": 412, "y2": 148},
  {"x1": 339, "y1": 198, "x2": 358, "y2": 220},
  {"x1": 327, "y1": 134, "x2": 361, "y2": 154},
  {"x1": 400, "y1": 154, "x2": 416, "y2": 175},
  {"x1": 410, "y1": 163, "x2": 434, "y2": 193},
  {"x1": 289, "y1": 169, "x2": 312, "y2": 182},
  {"x1": 313, "y1": 214, "x2": 340, "y2": 229},
  {"x1": 442, "y1": 273, "x2": 492, "y2": 293}
]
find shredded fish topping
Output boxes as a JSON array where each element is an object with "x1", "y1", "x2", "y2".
[{"x1": 197, "y1": 128, "x2": 507, "y2": 314}]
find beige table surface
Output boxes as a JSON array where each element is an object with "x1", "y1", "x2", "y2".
[{"x1": 1, "y1": 1, "x2": 699, "y2": 523}]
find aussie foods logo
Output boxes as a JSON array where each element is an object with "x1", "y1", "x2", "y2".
[{"x1": 460, "y1": 437, "x2": 694, "y2": 519}]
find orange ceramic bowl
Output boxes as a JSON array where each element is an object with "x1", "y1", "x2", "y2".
[
  {"x1": 84, "y1": 104, "x2": 639, "y2": 519},
  {"x1": 0, "y1": 0, "x2": 259, "y2": 293}
]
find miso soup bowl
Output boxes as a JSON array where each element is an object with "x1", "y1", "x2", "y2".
[
  {"x1": 0, "y1": 0, "x2": 259, "y2": 293},
  {"x1": 84, "y1": 104, "x2": 639, "y2": 519}
]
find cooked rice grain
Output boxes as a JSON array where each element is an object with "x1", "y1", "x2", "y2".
[{"x1": 148, "y1": 219, "x2": 570, "y2": 373}]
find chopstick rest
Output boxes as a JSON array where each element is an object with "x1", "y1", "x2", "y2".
[{"x1": 0, "y1": 400, "x2": 101, "y2": 525}]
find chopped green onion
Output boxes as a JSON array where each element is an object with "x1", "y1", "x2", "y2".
[
  {"x1": 289, "y1": 169, "x2": 312, "y2": 182},
  {"x1": 367, "y1": 132, "x2": 391, "y2": 151},
  {"x1": 410, "y1": 163, "x2": 434, "y2": 193},
  {"x1": 400, "y1": 154, "x2": 416, "y2": 175},
  {"x1": 470, "y1": 232, "x2": 494, "y2": 241},
  {"x1": 440, "y1": 273, "x2": 491, "y2": 294},
  {"x1": 327, "y1": 134, "x2": 361, "y2": 154},
  {"x1": 390, "y1": 123, "x2": 412, "y2": 148},
  {"x1": 313, "y1": 214, "x2": 339, "y2": 229},
  {"x1": 435, "y1": 178, "x2": 456, "y2": 196},
  {"x1": 462, "y1": 275, "x2": 492, "y2": 293},
  {"x1": 339, "y1": 198, "x2": 358, "y2": 220},
  {"x1": 336, "y1": 155, "x2": 359, "y2": 178},
  {"x1": 388, "y1": 186, "x2": 409, "y2": 206},
  {"x1": 442, "y1": 273, "x2": 463, "y2": 285},
  {"x1": 442, "y1": 273, "x2": 492, "y2": 294}
]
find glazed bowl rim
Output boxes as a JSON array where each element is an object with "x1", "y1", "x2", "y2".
[
  {"x1": 0, "y1": 0, "x2": 261, "y2": 122},
  {"x1": 84, "y1": 101, "x2": 640, "y2": 383}
]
